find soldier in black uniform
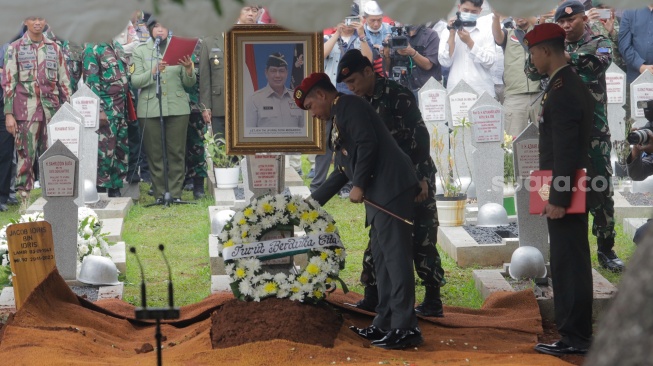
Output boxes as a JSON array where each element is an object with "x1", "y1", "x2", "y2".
[
  {"x1": 337, "y1": 49, "x2": 445, "y2": 317},
  {"x1": 526, "y1": 23, "x2": 595, "y2": 356},
  {"x1": 294, "y1": 72, "x2": 422, "y2": 350}
]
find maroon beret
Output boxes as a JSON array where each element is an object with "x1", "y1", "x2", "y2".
[
  {"x1": 523, "y1": 23, "x2": 566, "y2": 49},
  {"x1": 293, "y1": 72, "x2": 330, "y2": 110}
]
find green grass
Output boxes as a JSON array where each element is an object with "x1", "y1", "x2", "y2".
[{"x1": 0, "y1": 165, "x2": 637, "y2": 310}]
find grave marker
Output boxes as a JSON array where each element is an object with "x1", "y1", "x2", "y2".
[
  {"x1": 48, "y1": 103, "x2": 85, "y2": 207},
  {"x1": 6, "y1": 221, "x2": 56, "y2": 309},
  {"x1": 39, "y1": 140, "x2": 80, "y2": 281},
  {"x1": 242, "y1": 154, "x2": 284, "y2": 203},
  {"x1": 72, "y1": 84, "x2": 100, "y2": 204},
  {"x1": 469, "y1": 92, "x2": 504, "y2": 207},
  {"x1": 512, "y1": 123, "x2": 549, "y2": 259},
  {"x1": 447, "y1": 80, "x2": 478, "y2": 184},
  {"x1": 630, "y1": 69, "x2": 653, "y2": 128},
  {"x1": 419, "y1": 78, "x2": 450, "y2": 193}
]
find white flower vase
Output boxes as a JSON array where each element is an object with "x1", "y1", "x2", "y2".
[
  {"x1": 435, "y1": 194, "x2": 467, "y2": 227},
  {"x1": 215, "y1": 166, "x2": 240, "y2": 189}
]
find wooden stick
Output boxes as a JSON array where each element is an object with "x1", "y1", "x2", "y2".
[{"x1": 363, "y1": 198, "x2": 414, "y2": 226}]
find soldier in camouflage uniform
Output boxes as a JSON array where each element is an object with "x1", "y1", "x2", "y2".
[
  {"x1": 184, "y1": 40, "x2": 208, "y2": 199},
  {"x1": 3, "y1": 15, "x2": 71, "y2": 211},
  {"x1": 337, "y1": 49, "x2": 446, "y2": 317},
  {"x1": 527, "y1": 1, "x2": 623, "y2": 272},
  {"x1": 82, "y1": 40, "x2": 130, "y2": 197},
  {"x1": 43, "y1": 28, "x2": 84, "y2": 93}
]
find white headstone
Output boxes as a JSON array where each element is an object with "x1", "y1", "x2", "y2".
[
  {"x1": 48, "y1": 103, "x2": 85, "y2": 207},
  {"x1": 72, "y1": 84, "x2": 100, "y2": 204},
  {"x1": 447, "y1": 80, "x2": 478, "y2": 186},
  {"x1": 606, "y1": 64, "x2": 627, "y2": 142},
  {"x1": 242, "y1": 154, "x2": 284, "y2": 203},
  {"x1": 419, "y1": 78, "x2": 449, "y2": 194},
  {"x1": 630, "y1": 69, "x2": 653, "y2": 129},
  {"x1": 39, "y1": 140, "x2": 79, "y2": 281},
  {"x1": 512, "y1": 123, "x2": 549, "y2": 259},
  {"x1": 470, "y1": 93, "x2": 504, "y2": 207}
]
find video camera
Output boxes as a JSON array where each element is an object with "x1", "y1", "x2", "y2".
[
  {"x1": 447, "y1": 11, "x2": 477, "y2": 31},
  {"x1": 385, "y1": 25, "x2": 410, "y2": 50},
  {"x1": 503, "y1": 17, "x2": 515, "y2": 29},
  {"x1": 627, "y1": 100, "x2": 653, "y2": 145}
]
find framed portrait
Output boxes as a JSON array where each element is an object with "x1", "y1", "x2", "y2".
[{"x1": 225, "y1": 25, "x2": 324, "y2": 154}]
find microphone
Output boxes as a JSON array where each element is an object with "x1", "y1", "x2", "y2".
[
  {"x1": 130, "y1": 247, "x2": 148, "y2": 308},
  {"x1": 153, "y1": 36, "x2": 162, "y2": 49},
  {"x1": 158, "y1": 244, "x2": 174, "y2": 308}
]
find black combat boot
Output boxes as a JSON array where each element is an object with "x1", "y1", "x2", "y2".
[
  {"x1": 597, "y1": 237, "x2": 624, "y2": 272},
  {"x1": 193, "y1": 177, "x2": 205, "y2": 199},
  {"x1": 415, "y1": 285, "x2": 444, "y2": 317},
  {"x1": 354, "y1": 285, "x2": 378, "y2": 312}
]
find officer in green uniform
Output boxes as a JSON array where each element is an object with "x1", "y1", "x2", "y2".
[
  {"x1": 526, "y1": 0, "x2": 623, "y2": 272},
  {"x1": 83, "y1": 40, "x2": 130, "y2": 197},
  {"x1": 129, "y1": 18, "x2": 195, "y2": 202},
  {"x1": 337, "y1": 49, "x2": 446, "y2": 317},
  {"x1": 183, "y1": 40, "x2": 208, "y2": 199}
]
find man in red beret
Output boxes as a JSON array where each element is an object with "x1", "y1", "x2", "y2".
[
  {"x1": 525, "y1": 23, "x2": 596, "y2": 356},
  {"x1": 294, "y1": 72, "x2": 423, "y2": 349}
]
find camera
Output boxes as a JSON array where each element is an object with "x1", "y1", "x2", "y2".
[
  {"x1": 386, "y1": 25, "x2": 410, "y2": 50},
  {"x1": 447, "y1": 11, "x2": 477, "y2": 31},
  {"x1": 503, "y1": 17, "x2": 515, "y2": 29},
  {"x1": 344, "y1": 16, "x2": 358, "y2": 27},
  {"x1": 627, "y1": 100, "x2": 653, "y2": 145}
]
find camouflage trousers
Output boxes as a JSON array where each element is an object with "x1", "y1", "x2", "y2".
[
  {"x1": 589, "y1": 137, "x2": 615, "y2": 240},
  {"x1": 97, "y1": 116, "x2": 129, "y2": 189},
  {"x1": 15, "y1": 118, "x2": 48, "y2": 192},
  {"x1": 185, "y1": 112, "x2": 208, "y2": 179},
  {"x1": 360, "y1": 193, "x2": 447, "y2": 288}
]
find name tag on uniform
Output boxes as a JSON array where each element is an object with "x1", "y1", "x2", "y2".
[
  {"x1": 45, "y1": 60, "x2": 57, "y2": 69},
  {"x1": 17, "y1": 46, "x2": 36, "y2": 63},
  {"x1": 263, "y1": 106, "x2": 273, "y2": 110},
  {"x1": 211, "y1": 48, "x2": 221, "y2": 52}
]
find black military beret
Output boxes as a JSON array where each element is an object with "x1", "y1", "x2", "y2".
[
  {"x1": 336, "y1": 49, "x2": 372, "y2": 83},
  {"x1": 554, "y1": 1, "x2": 586, "y2": 22},
  {"x1": 266, "y1": 52, "x2": 288, "y2": 68}
]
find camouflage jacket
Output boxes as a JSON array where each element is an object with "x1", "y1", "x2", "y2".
[
  {"x1": 368, "y1": 74, "x2": 436, "y2": 182},
  {"x1": 3, "y1": 32, "x2": 71, "y2": 121},
  {"x1": 82, "y1": 41, "x2": 129, "y2": 120},
  {"x1": 588, "y1": 19, "x2": 626, "y2": 71},
  {"x1": 527, "y1": 26, "x2": 612, "y2": 137},
  {"x1": 184, "y1": 39, "x2": 202, "y2": 113}
]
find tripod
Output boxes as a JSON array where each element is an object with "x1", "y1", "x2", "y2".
[{"x1": 146, "y1": 39, "x2": 193, "y2": 207}]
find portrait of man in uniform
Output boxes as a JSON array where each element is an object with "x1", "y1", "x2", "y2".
[{"x1": 243, "y1": 44, "x2": 306, "y2": 138}]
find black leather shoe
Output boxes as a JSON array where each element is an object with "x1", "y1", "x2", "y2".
[
  {"x1": 349, "y1": 325, "x2": 388, "y2": 341},
  {"x1": 126, "y1": 173, "x2": 141, "y2": 184},
  {"x1": 598, "y1": 250, "x2": 625, "y2": 272},
  {"x1": 371, "y1": 328, "x2": 423, "y2": 349},
  {"x1": 0, "y1": 203, "x2": 8, "y2": 212},
  {"x1": 108, "y1": 188, "x2": 122, "y2": 198},
  {"x1": 96, "y1": 186, "x2": 107, "y2": 193},
  {"x1": 353, "y1": 298, "x2": 377, "y2": 312},
  {"x1": 415, "y1": 301, "x2": 444, "y2": 317},
  {"x1": 534, "y1": 341, "x2": 588, "y2": 356}
]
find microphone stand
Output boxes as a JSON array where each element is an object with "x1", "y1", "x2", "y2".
[
  {"x1": 146, "y1": 38, "x2": 193, "y2": 207},
  {"x1": 131, "y1": 246, "x2": 180, "y2": 366}
]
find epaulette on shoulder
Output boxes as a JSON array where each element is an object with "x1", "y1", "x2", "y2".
[{"x1": 553, "y1": 77, "x2": 563, "y2": 90}]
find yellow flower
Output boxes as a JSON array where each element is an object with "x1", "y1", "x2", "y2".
[
  {"x1": 263, "y1": 282, "x2": 278, "y2": 294},
  {"x1": 308, "y1": 210, "x2": 319, "y2": 221},
  {"x1": 223, "y1": 240, "x2": 234, "y2": 248},
  {"x1": 313, "y1": 290, "x2": 323, "y2": 298},
  {"x1": 335, "y1": 248, "x2": 342, "y2": 256},
  {"x1": 306, "y1": 263, "x2": 320, "y2": 276},
  {"x1": 298, "y1": 276, "x2": 308, "y2": 284},
  {"x1": 244, "y1": 208, "x2": 254, "y2": 217},
  {"x1": 241, "y1": 231, "x2": 248, "y2": 238},
  {"x1": 235, "y1": 267, "x2": 246, "y2": 278},
  {"x1": 291, "y1": 286, "x2": 300, "y2": 293},
  {"x1": 262, "y1": 203, "x2": 274, "y2": 213},
  {"x1": 326, "y1": 278, "x2": 332, "y2": 284},
  {"x1": 325, "y1": 223, "x2": 336, "y2": 233},
  {"x1": 238, "y1": 218, "x2": 246, "y2": 225},
  {"x1": 286, "y1": 203, "x2": 297, "y2": 213},
  {"x1": 320, "y1": 252, "x2": 328, "y2": 260}
]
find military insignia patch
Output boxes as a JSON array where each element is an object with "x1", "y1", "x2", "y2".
[
  {"x1": 6, "y1": 47, "x2": 13, "y2": 58},
  {"x1": 523, "y1": 38, "x2": 529, "y2": 46},
  {"x1": 341, "y1": 67, "x2": 349, "y2": 76},
  {"x1": 129, "y1": 63, "x2": 135, "y2": 74},
  {"x1": 565, "y1": 7, "x2": 572, "y2": 14},
  {"x1": 553, "y1": 78, "x2": 563, "y2": 90},
  {"x1": 294, "y1": 89, "x2": 302, "y2": 99}
]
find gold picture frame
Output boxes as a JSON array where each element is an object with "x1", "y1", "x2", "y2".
[{"x1": 225, "y1": 25, "x2": 324, "y2": 154}]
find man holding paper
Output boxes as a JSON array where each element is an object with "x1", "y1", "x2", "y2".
[
  {"x1": 129, "y1": 18, "x2": 195, "y2": 202},
  {"x1": 525, "y1": 23, "x2": 595, "y2": 357}
]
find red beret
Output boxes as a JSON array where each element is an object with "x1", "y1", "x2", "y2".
[
  {"x1": 293, "y1": 72, "x2": 330, "y2": 110},
  {"x1": 523, "y1": 23, "x2": 566, "y2": 49}
]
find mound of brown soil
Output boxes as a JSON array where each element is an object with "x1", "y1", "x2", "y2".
[{"x1": 210, "y1": 298, "x2": 342, "y2": 348}]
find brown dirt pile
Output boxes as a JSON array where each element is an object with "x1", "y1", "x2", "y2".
[{"x1": 0, "y1": 269, "x2": 576, "y2": 365}]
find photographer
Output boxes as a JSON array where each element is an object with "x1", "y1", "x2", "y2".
[
  {"x1": 384, "y1": 24, "x2": 442, "y2": 94},
  {"x1": 626, "y1": 100, "x2": 653, "y2": 181},
  {"x1": 437, "y1": 0, "x2": 496, "y2": 97}
]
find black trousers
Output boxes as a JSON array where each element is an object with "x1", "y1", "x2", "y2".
[
  {"x1": 547, "y1": 212, "x2": 593, "y2": 349},
  {"x1": 310, "y1": 119, "x2": 333, "y2": 192},
  {"x1": 0, "y1": 122, "x2": 14, "y2": 202},
  {"x1": 370, "y1": 188, "x2": 418, "y2": 330}
]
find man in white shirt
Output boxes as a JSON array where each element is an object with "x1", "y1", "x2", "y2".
[{"x1": 438, "y1": 0, "x2": 496, "y2": 97}]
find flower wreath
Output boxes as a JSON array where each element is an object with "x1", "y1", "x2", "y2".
[{"x1": 217, "y1": 194, "x2": 347, "y2": 303}]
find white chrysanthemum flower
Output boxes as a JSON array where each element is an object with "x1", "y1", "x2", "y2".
[
  {"x1": 218, "y1": 232, "x2": 229, "y2": 242},
  {"x1": 239, "y1": 281, "x2": 254, "y2": 296},
  {"x1": 225, "y1": 263, "x2": 235, "y2": 275},
  {"x1": 273, "y1": 272, "x2": 287, "y2": 283}
]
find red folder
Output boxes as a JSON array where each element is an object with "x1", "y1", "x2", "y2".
[
  {"x1": 528, "y1": 169, "x2": 587, "y2": 214},
  {"x1": 162, "y1": 36, "x2": 199, "y2": 65}
]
